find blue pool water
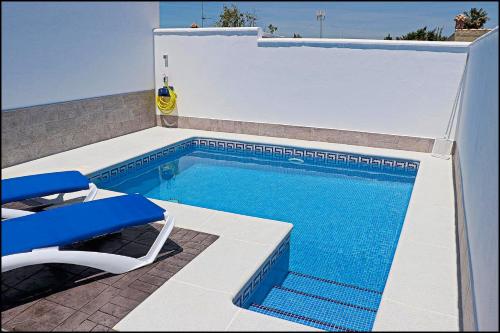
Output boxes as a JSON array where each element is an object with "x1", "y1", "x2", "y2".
[{"x1": 98, "y1": 143, "x2": 417, "y2": 331}]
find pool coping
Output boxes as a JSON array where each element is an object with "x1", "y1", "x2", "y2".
[{"x1": 2, "y1": 126, "x2": 459, "y2": 331}]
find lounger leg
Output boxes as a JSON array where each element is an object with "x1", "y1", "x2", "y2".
[
  {"x1": 83, "y1": 183, "x2": 98, "y2": 202},
  {"x1": 2, "y1": 213, "x2": 175, "y2": 274}
]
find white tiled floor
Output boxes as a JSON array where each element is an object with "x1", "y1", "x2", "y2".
[{"x1": 2, "y1": 127, "x2": 459, "y2": 331}]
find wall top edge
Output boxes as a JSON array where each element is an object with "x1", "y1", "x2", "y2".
[
  {"x1": 468, "y1": 26, "x2": 499, "y2": 47},
  {"x1": 257, "y1": 38, "x2": 470, "y2": 53},
  {"x1": 153, "y1": 27, "x2": 470, "y2": 52},
  {"x1": 154, "y1": 27, "x2": 262, "y2": 36}
]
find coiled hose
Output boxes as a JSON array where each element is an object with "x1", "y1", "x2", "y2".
[{"x1": 156, "y1": 86, "x2": 177, "y2": 115}]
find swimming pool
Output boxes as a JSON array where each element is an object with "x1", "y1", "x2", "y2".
[{"x1": 92, "y1": 137, "x2": 418, "y2": 331}]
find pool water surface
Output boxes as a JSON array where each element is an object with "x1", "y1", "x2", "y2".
[{"x1": 96, "y1": 140, "x2": 417, "y2": 331}]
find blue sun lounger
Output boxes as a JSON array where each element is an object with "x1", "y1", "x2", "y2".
[
  {"x1": 1, "y1": 194, "x2": 174, "y2": 274},
  {"x1": 1, "y1": 171, "x2": 98, "y2": 219}
]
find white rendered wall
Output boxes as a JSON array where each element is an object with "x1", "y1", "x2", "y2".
[
  {"x1": 1, "y1": 2, "x2": 159, "y2": 110},
  {"x1": 154, "y1": 28, "x2": 469, "y2": 139},
  {"x1": 455, "y1": 28, "x2": 499, "y2": 331}
]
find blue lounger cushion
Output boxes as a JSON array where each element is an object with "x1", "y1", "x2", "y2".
[
  {"x1": 1, "y1": 194, "x2": 166, "y2": 256},
  {"x1": 1, "y1": 171, "x2": 90, "y2": 204}
]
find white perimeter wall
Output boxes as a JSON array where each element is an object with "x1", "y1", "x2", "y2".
[
  {"x1": 455, "y1": 28, "x2": 499, "y2": 331},
  {"x1": 154, "y1": 28, "x2": 469, "y2": 139},
  {"x1": 1, "y1": 2, "x2": 159, "y2": 110}
]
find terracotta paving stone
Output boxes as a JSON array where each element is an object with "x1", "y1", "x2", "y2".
[
  {"x1": 70, "y1": 235, "x2": 129, "y2": 255},
  {"x1": 79, "y1": 286, "x2": 121, "y2": 315},
  {"x1": 5, "y1": 319, "x2": 54, "y2": 332},
  {"x1": 179, "y1": 230, "x2": 200, "y2": 241},
  {"x1": 108, "y1": 296, "x2": 140, "y2": 310},
  {"x1": 91, "y1": 324, "x2": 110, "y2": 331},
  {"x1": 4, "y1": 299, "x2": 76, "y2": 331},
  {"x1": 88, "y1": 310, "x2": 121, "y2": 328},
  {"x1": 176, "y1": 251, "x2": 197, "y2": 262},
  {"x1": 52, "y1": 311, "x2": 91, "y2": 331},
  {"x1": 75, "y1": 320, "x2": 98, "y2": 331},
  {"x1": 46, "y1": 281, "x2": 108, "y2": 310},
  {"x1": 1, "y1": 225, "x2": 218, "y2": 331},
  {"x1": 13, "y1": 266, "x2": 76, "y2": 294},
  {"x1": 146, "y1": 266, "x2": 176, "y2": 279},
  {"x1": 114, "y1": 241, "x2": 150, "y2": 258},
  {"x1": 191, "y1": 233, "x2": 210, "y2": 243},
  {"x1": 137, "y1": 273, "x2": 168, "y2": 287},
  {"x1": 172, "y1": 228, "x2": 188, "y2": 238},
  {"x1": 181, "y1": 246, "x2": 202, "y2": 255},
  {"x1": 133, "y1": 231, "x2": 159, "y2": 246},
  {"x1": 2, "y1": 265, "x2": 45, "y2": 288},
  {"x1": 1, "y1": 287, "x2": 26, "y2": 308},
  {"x1": 184, "y1": 240, "x2": 208, "y2": 252},
  {"x1": 93, "y1": 272, "x2": 123, "y2": 286},
  {"x1": 201, "y1": 235, "x2": 219, "y2": 246},
  {"x1": 74, "y1": 267, "x2": 105, "y2": 281},
  {"x1": 153, "y1": 259, "x2": 184, "y2": 274},
  {"x1": 117, "y1": 286, "x2": 150, "y2": 303},
  {"x1": 48, "y1": 262, "x2": 91, "y2": 276},
  {"x1": 98, "y1": 303, "x2": 130, "y2": 318},
  {"x1": 128, "y1": 280, "x2": 158, "y2": 294},
  {"x1": 1, "y1": 299, "x2": 40, "y2": 324},
  {"x1": 166, "y1": 256, "x2": 191, "y2": 268},
  {"x1": 110, "y1": 268, "x2": 146, "y2": 290},
  {"x1": 119, "y1": 226, "x2": 148, "y2": 242}
]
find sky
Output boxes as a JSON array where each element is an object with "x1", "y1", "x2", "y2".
[{"x1": 160, "y1": 1, "x2": 499, "y2": 39}]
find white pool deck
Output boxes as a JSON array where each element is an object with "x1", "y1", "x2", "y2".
[{"x1": 2, "y1": 127, "x2": 459, "y2": 331}]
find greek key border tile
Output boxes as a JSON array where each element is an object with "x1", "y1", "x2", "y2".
[
  {"x1": 87, "y1": 138, "x2": 195, "y2": 184},
  {"x1": 191, "y1": 137, "x2": 420, "y2": 173},
  {"x1": 88, "y1": 136, "x2": 419, "y2": 185},
  {"x1": 233, "y1": 233, "x2": 291, "y2": 308}
]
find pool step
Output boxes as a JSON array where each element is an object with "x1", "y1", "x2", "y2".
[
  {"x1": 249, "y1": 303, "x2": 355, "y2": 332},
  {"x1": 283, "y1": 271, "x2": 382, "y2": 310},
  {"x1": 248, "y1": 271, "x2": 382, "y2": 331},
  {"x1": 274, "y1": 285, "x2": 378, "y2": 313}
]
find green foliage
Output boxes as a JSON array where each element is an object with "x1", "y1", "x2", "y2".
[
  {"x1": 215, "y1": 4, "x2": 256, "y2": 27},
  {"x1": 395, "y1": 26, "x2": 448, "y2": 41},
  {"x1": 267, "y1": 24, "x2": 278, "y2": 35},
  {"x1": 384, "y1": 33, "x2": 393, "y2": 40},
  {"x1": 463, "y1": 8, "x2": 489, "y2": 29}
]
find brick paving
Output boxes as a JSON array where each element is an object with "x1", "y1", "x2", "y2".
[{"x1": 1, "y1": 223, "x2": 219, "y2": 331}]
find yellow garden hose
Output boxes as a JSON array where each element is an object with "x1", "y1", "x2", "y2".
[{"x1": 156, "y1": 86, "x2": 177, "y2": 115}]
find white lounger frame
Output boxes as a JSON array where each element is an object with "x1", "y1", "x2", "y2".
[
  {"x1": 1, "y1": 183, "x2": 98, "y2": 219},
  {"x1": 2, "y1": 212, "x2": 174, "y2": 275}
]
